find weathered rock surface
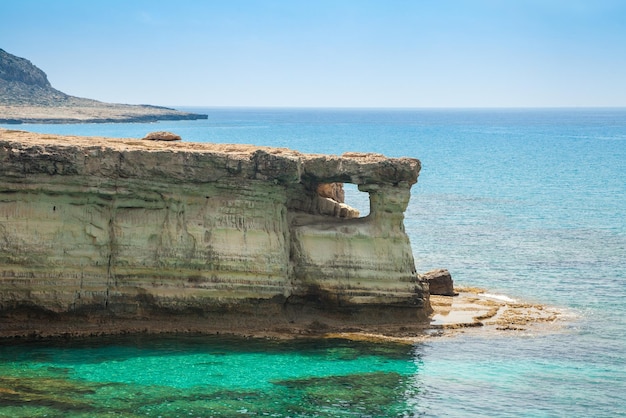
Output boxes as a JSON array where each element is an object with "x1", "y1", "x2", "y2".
[
  {"x1": 422, "y1": 268, "x2": 457, "y2": 296},
  {"x1": 0, "y1": 48, "x2": 207, "y2": 123},
  {"x1": 142, "y1": 131, "x2": 182, "y2": 141},
  {"x1": 0, "y1": 128, "x2": 430, "y2": 337},
  {"x1": 316, "y1": 182, "x2": 345, "y2": 202}
]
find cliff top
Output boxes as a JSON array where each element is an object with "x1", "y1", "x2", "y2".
[
  {"x1": 0, "y1": 126, "x2": 306, "y2": 156},
  {"x1": 0, "y1": 128, "x2": 420, "y2": 186},
  {"x1": 0, "y1": 48, "x2": 207, "y2": 123}
]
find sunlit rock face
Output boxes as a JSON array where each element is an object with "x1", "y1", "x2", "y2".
[{"x1": 0, "y1": 129, "x2": 430, "y2": 335}]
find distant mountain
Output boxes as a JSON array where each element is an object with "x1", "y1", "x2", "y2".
[{"x1": 0, "y1": 48, "x2": 207, "y2": 123}]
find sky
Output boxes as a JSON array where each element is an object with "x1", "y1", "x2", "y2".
[{"x1": 2, "y1": 0, "x2": 626, "y2": 108}]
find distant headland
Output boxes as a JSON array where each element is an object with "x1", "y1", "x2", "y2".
[{"x1": 0, "y1": 48, "x2": 207, "y2": 124}]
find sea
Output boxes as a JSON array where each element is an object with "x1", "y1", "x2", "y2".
[{"x1": 1, "y1": 108, "x2": 625, "y2": 417}]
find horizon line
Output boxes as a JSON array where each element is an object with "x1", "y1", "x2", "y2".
[{"x1": 168, "y1": 105, "x2": 626, "y2": 111}]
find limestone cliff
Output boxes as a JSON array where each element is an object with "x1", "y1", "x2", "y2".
[{"x1": 0, "y1": 128, "x2": 430, "y2": 337}]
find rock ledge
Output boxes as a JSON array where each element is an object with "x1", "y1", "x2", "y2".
[{"x1": 0, "y1": 128, "x2": 430, "y2": 338}]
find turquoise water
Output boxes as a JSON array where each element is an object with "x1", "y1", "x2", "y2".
[
  {"x1": 2, "y1": 108, "x2": 625, "y2": 416},
  {"x1": 0, "y1": 336, "x2": 419, "y2": 416}
]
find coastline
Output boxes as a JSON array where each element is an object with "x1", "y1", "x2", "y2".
[
  {"x1": 0, "y1": 128, "x2": 567, "y2": 344},
  {"x1": 0, "y1": 287, "x2": 567, "y2": 343},
  {"x1": 322, "y1": 287, "x2": 568, "y2": 344},
  {"x1": 0, "y1": 108, "x2": 619, "y2": 417},
  {"x1": 1, "y1": 48, "x2": 207, "y2": 124},
  {"x1": 0, "y1": 103, "x2": 207, "y2": 124}
]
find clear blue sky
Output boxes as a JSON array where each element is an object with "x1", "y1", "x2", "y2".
[{"x1": 2, "y1": 0, "x2": 625, "y2": 107}]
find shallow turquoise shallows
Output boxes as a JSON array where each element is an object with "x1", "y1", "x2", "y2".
[
  {"x1": 2, "y1": 108, "x2": 625, "y2": 417},
  {"x1": 0, "y1": 335, "x2": 419, "y2": 416}
]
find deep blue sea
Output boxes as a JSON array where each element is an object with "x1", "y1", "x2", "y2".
[{"x1": 1, "y1": 108, "x2": 625, "y2": 416}]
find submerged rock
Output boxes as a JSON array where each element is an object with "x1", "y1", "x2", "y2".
[{"x1": 0, "y1": 128, "x2": 431, "y2": 337}]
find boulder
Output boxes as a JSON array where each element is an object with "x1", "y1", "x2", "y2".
[
  {"x1": 142, "y1": 131, "x2": 182, "y2": 141},
  {"x1": 316, "y1": 182, "x2": 345, "y2": 203},
  {"x1": 422, "y1": 268, "x2": 457, "y2": 296}
]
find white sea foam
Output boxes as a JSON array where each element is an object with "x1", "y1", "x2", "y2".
[{"x1": 481, "y1": 293, "x2": 518, "y2": 303}]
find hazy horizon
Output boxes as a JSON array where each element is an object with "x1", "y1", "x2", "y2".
[
  {"x1": 3, "y1": 0, "x2": 626, "y2": 108},
  {"x1": 171, "y1": 105, "x2": 626, "y2": 110}
]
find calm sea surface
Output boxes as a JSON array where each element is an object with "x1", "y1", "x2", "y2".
[{"x1": 1, "y1": 108, "x2": 625, "y2": 416}]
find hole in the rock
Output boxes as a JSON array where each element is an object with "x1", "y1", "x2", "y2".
[{"x1": 342, "y1": 183, "x2": 370, "y2": 217}]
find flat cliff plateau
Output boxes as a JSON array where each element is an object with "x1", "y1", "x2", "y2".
[
  {"x1": 0, "y1": 48, "x2": 207, "y2": 123},
  {"x1": 0, "y1": 128, "x2": 431, "y2": 338}
]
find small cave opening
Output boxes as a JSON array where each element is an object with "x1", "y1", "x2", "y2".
[
  {"x1": 316, "y1": 183, "x2": 370, "y2": 219},
  {"x1": 342, "y1": 183, "x2": 370, "y2": 218}
]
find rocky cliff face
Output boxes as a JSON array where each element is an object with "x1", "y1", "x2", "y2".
[
  {"x1": 0, "y1": 49, "x2": 53, "y2": 89},
  {"x1": 0, "y1": 129, "x2": 430, "y2": 337},
  {"x1": 0, "y1": 48, "x2": 206, "y2": 123}
]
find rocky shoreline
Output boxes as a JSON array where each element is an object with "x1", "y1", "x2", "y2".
[
  {"x1": 326, "y1": 287, "x2": 567, "y2": 343},
  {"x1": 0, "y1": 103, "x2": 207, "y2": 124},
  {"x1": 0, "y1": 287, "x2": 566, "y2": 342},
  {"x1": 0, "y1": 128, "x2": 567, "y2": 342}
]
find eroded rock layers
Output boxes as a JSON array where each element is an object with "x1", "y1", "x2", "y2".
[{"x1": 0, "y1": 129, "x2": 430, "y2": 337}]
